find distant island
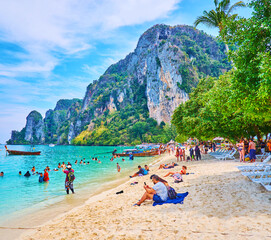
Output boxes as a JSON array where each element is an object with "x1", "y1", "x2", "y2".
[{"x1": 7, "y1": 24, "x2": 230, "y2": 146}]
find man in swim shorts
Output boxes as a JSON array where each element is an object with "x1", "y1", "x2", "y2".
[
  {"x1": 130, "y1": 166, "x2": 145, "y2": 178},
  {"x1": 248, "y1": 139, "x2": 256, "y2": 162}
]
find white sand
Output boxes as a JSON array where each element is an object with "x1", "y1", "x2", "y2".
[{"x1": 20, "y1": 154, "x2": 271, "y2": 240}]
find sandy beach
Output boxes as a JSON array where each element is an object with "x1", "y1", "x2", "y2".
[{"x1": 17, "y1": 153, "x2": 271, "y2": 240}]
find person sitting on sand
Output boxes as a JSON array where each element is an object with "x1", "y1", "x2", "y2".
[
  {"x1": 164, "y1": 166, "x2": 187, "y2": 177},
  {"x1": 144, "y1": 165, "x2": 150, "y2": 171},
  {"x1": 134, "y1": 175, "x2": 168, "y2": 206},
  {"x1": 130, "y1": 166, "x2": 145, "y2": 178}
]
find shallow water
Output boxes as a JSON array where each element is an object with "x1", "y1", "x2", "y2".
[{"x1": 0, "y1": 145, "x2": 153, "y2": 223}]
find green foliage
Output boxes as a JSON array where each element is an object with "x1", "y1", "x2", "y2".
[
  {"x1": 155, "y1": 57, "x2": 161, "y2": 67},
  {"x1": 173, "y1": 1, "x2": 271, "y2": 142}
]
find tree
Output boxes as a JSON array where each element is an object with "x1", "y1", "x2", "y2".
[{"x1": 194, "y1": 0, "x2": 246, "y2": 32}]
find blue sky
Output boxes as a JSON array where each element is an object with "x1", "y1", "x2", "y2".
[{"x1": 0, "y1": 0, "x2": 252, "y2": 143}]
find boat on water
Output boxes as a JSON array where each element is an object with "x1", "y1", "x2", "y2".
[
  {"x1": 5, "y1": 145, "x2": 41, "y2": 155},
  {"x1": 113, "y1": 149, "x2": 158, "y2": 157},
  {"x1": 113, "y1": 144, "x2": 166, "y2": 157},
  {"x1": 49, "y1": 144, "x2": 55, "y2": 147}
]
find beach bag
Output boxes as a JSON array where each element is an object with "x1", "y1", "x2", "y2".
[
  {"x1": 68, "y1": 171, "x2": 75, "y2": 182},
  {"x1": 167, "y1": 186, "x2": 177, "y2": 199}
]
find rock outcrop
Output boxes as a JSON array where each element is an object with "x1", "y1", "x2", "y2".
[{"x1": 7, "y1": 24, "x2": 230, "y2": 145}]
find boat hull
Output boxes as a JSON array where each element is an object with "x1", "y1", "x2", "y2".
[
  {"x1": 7, "y1": 150, "x2": 41, "y2": 155},
  {"x1": 114, "y1": 150, "x2": 159, "y2": 157}
]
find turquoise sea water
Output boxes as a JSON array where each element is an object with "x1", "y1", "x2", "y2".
[{"x1": 0, "y1": 145, "x2": 154, "y2": 223}]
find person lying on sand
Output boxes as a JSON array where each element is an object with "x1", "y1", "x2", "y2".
[
  {"x1": 134, "y1": 175, "x2": 168, "y2": 206},
  {"x1": 164, "y1": 166, "x2": 187, "y2": 177},
  {"x1": 158, "y1": 162, "x2": 177, "y2": 169}
]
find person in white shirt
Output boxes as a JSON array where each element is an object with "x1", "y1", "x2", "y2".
[{"x1": 134, "y1": 175, "x2": 168, "y2": 206}]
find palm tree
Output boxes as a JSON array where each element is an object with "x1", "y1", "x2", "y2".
[{"x1": 194, "y1": 0, "x2": 246, "y2": 33}]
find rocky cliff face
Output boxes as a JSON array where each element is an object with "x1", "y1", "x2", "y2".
[
  {"x1": 24, "y1": 111, "x2": 45, "y2": 142},
  {"x1": 7, "y1": 24, "x2": 230, "y2": 145}
]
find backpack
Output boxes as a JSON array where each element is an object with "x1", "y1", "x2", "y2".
[
  {"x1": 143, "y1": 169, "x2": 148, "y2": 175},
  {"x1": 68, "y1": 171, "x2": 75, "y2": 182},
  {"x1": 167, "y1": 186, "x2": 177, "y2": 199}
]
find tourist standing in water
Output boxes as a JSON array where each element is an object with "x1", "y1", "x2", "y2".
[
  {"x1": 43, "y1": 169, "x2": 49, "y2": 182},
  {"x1": 63, "y1": 164, "x2": 75, "y2": 194}
]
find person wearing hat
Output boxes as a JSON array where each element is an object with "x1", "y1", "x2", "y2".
[{"x1": 63, "y1": 164, "x2": 75, "y2": 194}]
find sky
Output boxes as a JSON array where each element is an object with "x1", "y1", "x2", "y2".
[{"x1": 0, "y1": 0, "x2": 252, "y2": 143}]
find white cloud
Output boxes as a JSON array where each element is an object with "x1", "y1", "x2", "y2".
[{"x1": 0, "y1": 0, "x2": 180, "y2": 77}]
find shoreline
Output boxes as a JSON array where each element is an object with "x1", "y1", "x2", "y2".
[
  {"x1": 20, "y1": 153, "x2": 271, "y2": 240},
  {"x1": 0, "y1": 154, "x2": 163, "y2": 240}
]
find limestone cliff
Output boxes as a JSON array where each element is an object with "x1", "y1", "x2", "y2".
[{"x1": 7, "y1": 24, "x2": 230, "y2": 145}]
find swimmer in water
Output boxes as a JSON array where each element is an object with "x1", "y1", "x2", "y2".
[
  {"x1": 75, "y1": 160, "x2": 78, "y2": 164},
  {"x1": 98, "y1": 160, "x2": 101, "y2": 163},
  {"x1": 19, "y1": 171, "x2": 22, "y2": 175},
  {"x1": 0, "y1": 172, "x2": 4, "y2": 177},
  {"x1": 58, "y1": 163, "x2": 61, "y2": 168},
  {"x1": 31, "y1": 166, "x2": 35, "y2": 173},
  {"x1": 87, "y1": 161, "x2": 90, "y2": 164},
  {"x1": 122, "y1": 158, "x2": 125, "y2": 162},
  {"x1": 83, "y1": 162, "x2": 86, "y2": 165},
  {"x1": 80, "y1": 160, "x2": 83, "y2": 164}
]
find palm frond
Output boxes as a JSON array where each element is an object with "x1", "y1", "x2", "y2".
[
  {"x1": 219, "y1": 0, "x2": 231, "y2": 12},
  {"x1": 227, "y1": 1, "x2": 246, "y2": 16},
  {"x1": 194, "y1": 15, "x2": 218, "y2": 28}
]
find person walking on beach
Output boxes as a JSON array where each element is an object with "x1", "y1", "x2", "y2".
[
  {"x1": 189, "y1": 146, "x2": 194, "y2": 161},
  {"x1": 63, "y1": 164, "x2": 75, "y2": 194},
  {"x1": 248, "y1": 139, "x2": 256, "y2": 163},
  {"x1": 237, "y1": 140, "x2": 245, "y2": 162},
  {"x1": 175, "y1": 148, "x2": 180, "y2": 162},
  {"x1": 117, "y1": 163, "x2": 121, "y2": 172},
  {"x1": 195, "y1": 145, "x2": 201, "y2": 161}
]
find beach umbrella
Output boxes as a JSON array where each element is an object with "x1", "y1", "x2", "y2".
[{"x1": 213, "y1": 137, "x2": 224, "y2": 141}]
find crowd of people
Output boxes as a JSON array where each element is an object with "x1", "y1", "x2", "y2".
[{"x1": 237, "y1": 138, "x2": 271, "y2": 162}]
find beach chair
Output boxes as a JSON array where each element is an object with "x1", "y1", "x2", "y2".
[
  {"x1": 245, "y1": 165, "x2": 271, "y2": 181},
  {"x1": 260, "y1": 181, "x2": 271, "y2": 191},
  {"x1": 256, "y1": 152, "x2": 268, "y2": 162},
  {"x1": 237, "y1": 155, "x2": 271, "y2": 172},
  {"x1": 249, "y1": 166, "x2": 271, "y2": 183},
  {"x1": 215, "y1": 149, "x2": 236, "y2": 160}
]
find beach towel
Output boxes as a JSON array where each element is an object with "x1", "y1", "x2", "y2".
[{"x1": 153, "y1": 192, "x2": 189, "y2": 206}]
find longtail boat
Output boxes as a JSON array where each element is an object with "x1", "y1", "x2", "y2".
[
  {"x1": 5, "y1": 146, "x2": 41, "y2": 155},
  {"x1": 113, "y1": 148, "x2": 160, "y2": 157}
]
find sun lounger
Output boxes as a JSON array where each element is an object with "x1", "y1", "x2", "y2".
[
  {"x1": 260, "y1": 181, "x2": 271, "y2": 191},
  {"x1": 215, "y1": 149, "x2": 236, "y2": 160},
  {"x1": 237, "y1": 155, "x2": 271, "y2": 172},
  {"x1": 246, "y1": 166, "x2": 271, "y2": 181}
]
